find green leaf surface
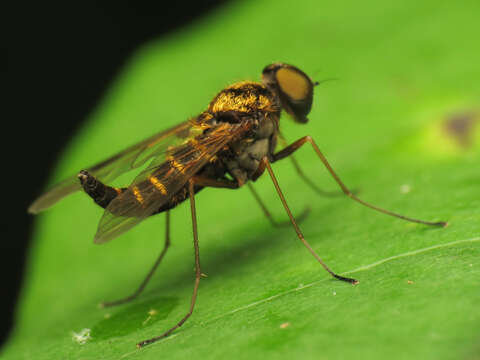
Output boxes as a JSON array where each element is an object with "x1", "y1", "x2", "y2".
[{"x1": 5, "y1": 1, "x2": 480, "y2": 359}]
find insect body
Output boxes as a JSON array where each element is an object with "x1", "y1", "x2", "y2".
[{"x1": 29, "y1": 63, "x2": 447, "y2": 347}]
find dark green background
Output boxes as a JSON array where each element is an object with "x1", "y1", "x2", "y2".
[{"x1": 4, "y1": 0, "x2": 480, "y2": 359}]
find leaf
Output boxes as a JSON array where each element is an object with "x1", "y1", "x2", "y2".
[{"x1": 4, "y1": 1, "x2": 480, "y2": 359}]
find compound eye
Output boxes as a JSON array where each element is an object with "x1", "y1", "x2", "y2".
[
  {"x1": 276, "y1": 67, "x2": 311, "y2": 102},
  {"x1": 262, "y1": 63, "x2": 314, "y2": 123}
]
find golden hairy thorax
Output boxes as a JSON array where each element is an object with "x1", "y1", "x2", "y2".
[{"x1": 208, "y1": 81, "x2": 276, "y2": 114}]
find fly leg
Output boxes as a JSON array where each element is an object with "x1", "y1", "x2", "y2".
[
  {"x1": 79, "y1": 170, "x2": 173, "y2": 306},
  {"x1": 272, "y1": 136, "x2": 448, "y2": 227},
  {"x1": 286, "y1": 155, "x2": 358, "y2": 197},
  {"x1": 136, "y1": 175, "x2": 255, "y2": 347},
  {"x1": 189, "y1": 176, "x2": 240, "y2": 189},
  {"x1": 137, "y1": 179, "x2": 202, "y2": 348},
  {"x1": 100, "y1": 211, "x2": 171, "y2": 308},
  {"x1": 262, "y1": 157, "x2": 357, "y2": 284},
  {"x1": 191, "y1": 175, "x2": 310, "y2": 227},
  {"x1": 247, "y1": 182, "x2": 310, "y2": 227},
  {"x1": 278, "y1": 134, "x2": 347, "y2": 197}
]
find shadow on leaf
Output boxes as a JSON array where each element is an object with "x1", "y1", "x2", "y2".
[{"x1": 91, "y1": 297, "x2": 178, "y2": 341}]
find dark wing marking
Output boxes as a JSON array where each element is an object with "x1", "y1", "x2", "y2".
[
  {"x1": 28, "y1": 121, "x2": 193, "y2": 214},
  {"x1": 94, "y1": 122, "x2": 252, "y2": 243}
]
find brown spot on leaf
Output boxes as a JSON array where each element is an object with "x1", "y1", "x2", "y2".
[{"x1": 444, "y1": 110, "x2": 479, "y2": 149}]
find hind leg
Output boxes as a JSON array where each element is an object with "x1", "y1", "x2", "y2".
[
  {"x1": 100, "y1": 211, "x2": 171, "y2": 307},
  {"x1": 78, "y1": 170, "x2": 171, "y2": 307}
]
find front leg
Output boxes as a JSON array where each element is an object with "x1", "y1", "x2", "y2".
[
  {"x1": 277, "y1": 133, "x2": 346, "y2": 197},
  {"x1": 272, "y1": 136, "x2": 447, "y2": 227}
]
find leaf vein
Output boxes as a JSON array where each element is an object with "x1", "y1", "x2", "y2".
[{"x1": 205, "y1": 237, "x2": 480, "y2": 324}]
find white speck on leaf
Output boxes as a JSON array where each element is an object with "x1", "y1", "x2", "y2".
[
  {"x1": 143, "y1": 309, "x2": 158, "y2": 326},
  {"x1": 72, "y1": 328, "x2": 91, "y2": 344},
  {"x1": 400, "y1": 184, "x2": 411, "y2": 194}
]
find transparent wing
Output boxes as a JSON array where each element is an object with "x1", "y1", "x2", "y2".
[
  {"x1": 28, "y1": 121, "x2": 193, "y2": 214},
  {"x1": 94, "y1": 122, "x2": 252, "y2": 243}
]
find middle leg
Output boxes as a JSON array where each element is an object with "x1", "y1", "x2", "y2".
[
  {"x1": 262, "y1": 157, "x2": 358, "y2": 284},
  {"x1": 247, "y1": 182, "x2": 310, "y2": 227}
]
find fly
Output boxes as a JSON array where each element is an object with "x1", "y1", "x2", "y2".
[{"x1": 29, "y1": 63, "x2": 447, "y2": 347}]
